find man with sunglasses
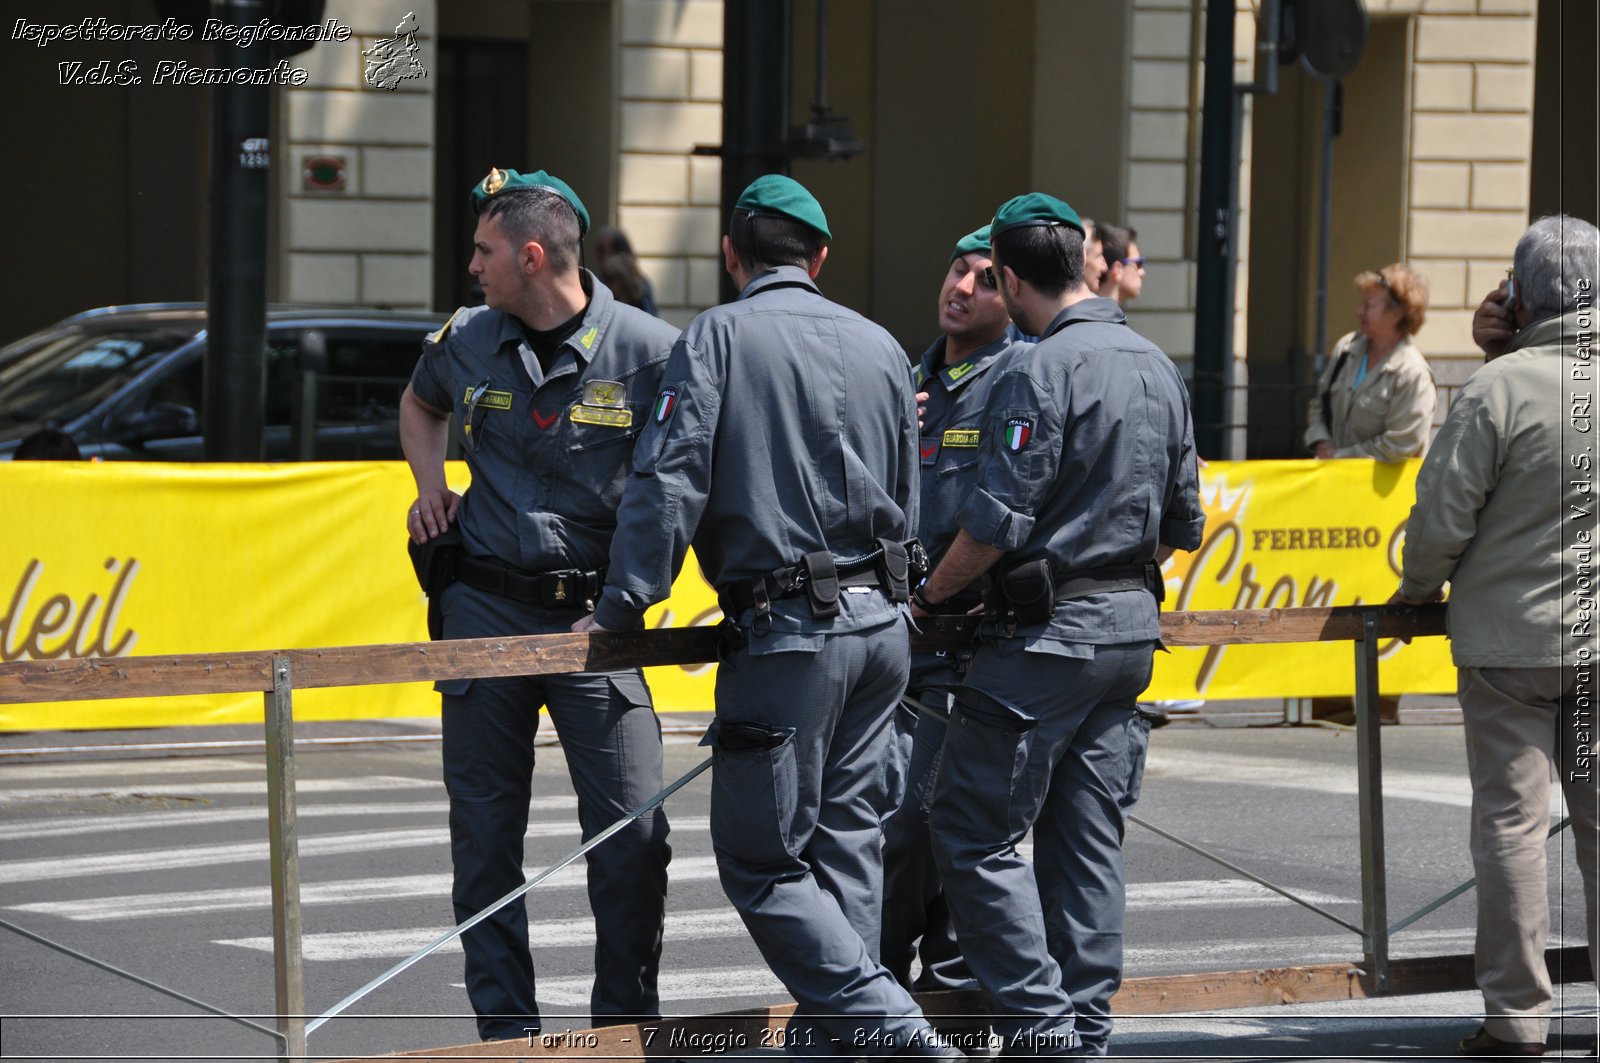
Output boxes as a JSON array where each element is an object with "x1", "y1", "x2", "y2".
[
  {"x1": 883, "y1": 225, "x2": 1025, "y2": 996},
  {"x1": 913, "y1": 194, "x2": 1203, "y2": 1059},
  {"x1": 578, "y1": 175, "x2": 960, "y2": 1061},
  {"x1": 397, "y1": 167, "x2": 678, "y2": 1043},
  {"x1": 1096, "y1": 222, "x2": 1144, "y2": 307}
]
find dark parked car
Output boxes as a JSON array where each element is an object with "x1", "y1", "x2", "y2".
[{"x1": 0, "y1": 303, "x2": 448, "y2": 461}]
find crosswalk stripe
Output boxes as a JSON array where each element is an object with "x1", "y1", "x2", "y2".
[
  {"x1": 216, "y1": 908, "x2": 749, "y2": 961},
  {"x1": 0, "y1": 817, "x2": 709, "y2": 885},
  {"x1": 452, "y1": 965, "x2": 789, "y2": 1007},
  {"x1": 1148, "y1": 748, "x2": 1570, "y2": 814},
  {"x1": 0, "y1": 797, "x2": 576, "y2": 842},
  {"x1": 0, "y1": 757, "x2": 267, "y2": 780},
  {"x1": 199, "y1": 880, "x2": 1350, "y2": 962},
  {"x1": 0, "y1": 776, "x2": 440, "y2": 803},
  {"x1": 9, "y1": 856, "x2": 726, "y2": 922}
]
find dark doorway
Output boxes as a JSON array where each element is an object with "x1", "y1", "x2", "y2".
[
  {"x1": 432, "y1": 40, "x2": 530, "y2": 313},
  {"x1": 1244, "y1": 18, "x2": 1409, "y2": 458}
]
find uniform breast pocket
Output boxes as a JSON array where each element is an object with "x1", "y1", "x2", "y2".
[{"x1": 564, "y1": 405, "x2": 645, "y2": 514}]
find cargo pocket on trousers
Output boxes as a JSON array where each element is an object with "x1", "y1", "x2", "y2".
[
  {"x1": 1120, "y1": 712, "x2": 1153, "y2": 809},
  {"x1": 938, "y1": 689, "x2": 1037, "y2": 840},
  {"x1": 705, "y1": 719, "x2": 800, "y2": 867}
]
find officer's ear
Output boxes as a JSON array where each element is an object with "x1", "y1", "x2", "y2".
[
  {"x1": 998, "y1": 262, "x2": 1021, "y2": 300},
  {"x1": 520, "y1": 239, "x2": 546, "y2": 276},
  {"x1": 805, "y1": 244, "x2": 829, "y2": 280},
  {"x1": 721, "y1": 234, "x2": 740, "y2": 276}
]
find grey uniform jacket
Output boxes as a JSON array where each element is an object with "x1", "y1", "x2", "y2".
[
  {"x1": 914, "y1": 335, "x2": 1027, "y2": 575},
  {"x1": 957, "y1": 296, "x2": 1205, "y2": 646},
  {"x1": 1399, "y1": 310, "x2": 1592, "y2": 668},
  {"x1": 409, "y1": 272, "x2": 680, "y2": 571},
  {"x1": 595, "y1": 266, "x2": 920, "y2": 637}
]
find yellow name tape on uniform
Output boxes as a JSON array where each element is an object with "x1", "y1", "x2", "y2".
[
  {"x1": 942, "y1": 429, "x2": 981, "y2": 447},
  {"x1": 463, "y1": 387, "x2": 514, "y2": 410},
  {"x1": 570, "y1": 406, "x2": 633, "y2": 428}
]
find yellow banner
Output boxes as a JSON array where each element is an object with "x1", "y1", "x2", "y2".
[
  {"x1": 0, "y1": 459, "x2": 1451, "y2": 731},
  {"x1": 1146, "y1": 458, "x2": 1453, "y2": 699}
]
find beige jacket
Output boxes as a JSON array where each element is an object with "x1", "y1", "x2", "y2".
[
  {"x1": 1304, "y1": 332, "x2": 1437, "y2": 461},
  {"x1": 1399, "y1": 311, "x2": 1592, "y2": 667}
]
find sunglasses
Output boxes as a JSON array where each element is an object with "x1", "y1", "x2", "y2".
[
  {"x1": 1120, "y1": 256, "x2": 1145, "y2": 268},
  {"x1": 463, "y1": 377, "x2": 493, "y2": 454}
]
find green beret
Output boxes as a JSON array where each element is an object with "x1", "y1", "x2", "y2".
[
  {"x1": 949, "y1": 225, "x2": 993, "y2": 263},
  {"x1": 735, "y1": 174, "x2": 831, "y2": 240},
  {"x1": 991, "y1": 192, "x2": 1084, "y2": 237},
  {"x1": 470, "y1": 167, "x2": 591, "y2": 237}
]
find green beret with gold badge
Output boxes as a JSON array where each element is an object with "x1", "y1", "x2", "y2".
[
  {"x1": 950, "y1": 225, "x2": 993, "y2": 263},
  {"x1": 735, "y1": 174, "x2": 831, "y2": 240},
  {"x1": 470, "y1": 167, "x2": 591, "y2": 237},
  {"x1": 990, "y1": 192, "x2": 1084, "y2": 237}
]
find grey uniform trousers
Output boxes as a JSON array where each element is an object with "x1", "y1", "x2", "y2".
[
  {"x1": 930, "y1": 638, "x2": 1154, "y2": 1058},
  {"x1": 881, "y1": 663, "x2": 977, "y2": 993},
  {"x1": 1459, "y1": 665, "x2": 1598, "y2": 1045},
  {"x1": 438, "y1": 581, "x2": 670, "y2": 1041},
  {"x1": 708, "y1": 602, "x2": 942, "y2": 1059}
]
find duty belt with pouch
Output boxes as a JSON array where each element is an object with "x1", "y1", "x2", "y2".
[
  {"x1": 985, "y1": 559, "x2": 1164, "y2": 635},
  {"x1": 718, "y1": 538, "x2": 926, "y2": 633}
]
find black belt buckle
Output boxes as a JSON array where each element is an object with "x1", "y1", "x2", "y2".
[{"x1": 801, "y1": 551, "x2": 841, "y2": 619}]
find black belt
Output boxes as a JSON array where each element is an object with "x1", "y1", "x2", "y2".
[
  {"x1": 1054, "y1": 563, "x2": 1158, "y2": 601},
  {"x1": 718, "y1": 539, "x2": 919, "y2": 623},
  {"x1": 719, "y1": 564, "x2": 886, "y2": 617},
  {"x1": 455, "y1": 555, "x2": 604, "y2": 608}
]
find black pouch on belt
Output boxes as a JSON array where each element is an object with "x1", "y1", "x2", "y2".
[
  {"x1": 1000, "y1": 558, "x2": 1056, "y2": 626},
  {"x1": 801, "y1": 551, "x2": 842, "y2": 619},
  {"x1": 408, "y1": 525, "x2": 461, "y2": 640},
  {"x1": 876, "y1": 538, "x2": 911, "y2": 603}
]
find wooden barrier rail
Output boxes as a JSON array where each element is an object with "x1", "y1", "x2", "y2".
[
  {"x1": 0, "y1": 605, "x2": 1448, "y2": 703},
  {"x1": 3, "y1": 605, "x2": 1487, "y2": 1063}
]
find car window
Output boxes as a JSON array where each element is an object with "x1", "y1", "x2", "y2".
[
  {"x1": 319, "y1": 333, "x2": 419, "y2": 424},
  {"x1": 0, "y1": 329, "x2": 195, "y2": 425}
]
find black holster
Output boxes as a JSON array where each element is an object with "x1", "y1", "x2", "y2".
[{"x1": 408, "y1": 525, "x2": 461, "y2": 639}]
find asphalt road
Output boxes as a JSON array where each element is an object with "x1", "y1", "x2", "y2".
[{"x1": 0, "y1": 713, "x2": 1593, "y2": 1062}]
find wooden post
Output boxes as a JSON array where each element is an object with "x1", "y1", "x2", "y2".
[{"x1": 265, "y1": 654, "x2": 307, "y2": 1060}]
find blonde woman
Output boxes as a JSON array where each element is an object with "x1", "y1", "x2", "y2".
[{"x1": 1305, "y1": 264, "x2": 1436, "y2": 461}]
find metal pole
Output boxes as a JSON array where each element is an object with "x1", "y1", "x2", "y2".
[
  {"x1": 1354, "y1": 608, "x2": 1389, "y2": 991},
  {"x1": 204, "y1": 0, "x2": 272, "y2": 461},
  {"x1": 1311, "y1": 79, "x2": 1340, "y2": 371},
  {"x1": 265, "y1": 654, "x2": 306, "y2": 1060},
  {"x1": 1191, "y1": 0, "x2": 1238, "y2": 459}
]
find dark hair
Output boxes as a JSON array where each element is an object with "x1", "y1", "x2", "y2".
[
  {"x1": 479, "y1": 187, "x2": 581, "y2": 272},
  {"x1": 1097, "y1": 222, "x2": 1136, "y2": 267},
  {"x1": 593, "y1": 226, "x2": 651, "y2": 309},
  {"x1": 991, "y1": 223, "x2": 1084, "y2": 299},
  {"x1": 728, "y1": 209, "x2": 826, "y2": 272},
  {"x1": 15, "y1": 427, "x2": 81, "y2": 460}
]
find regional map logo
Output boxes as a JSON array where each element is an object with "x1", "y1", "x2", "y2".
[{"x1": 363, "y1": 12, "x2": 426, "y2": 90}]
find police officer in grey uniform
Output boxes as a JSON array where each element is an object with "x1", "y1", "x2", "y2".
[
  {"x1": 576, "y1": 175, "x2": 959, "y2": 1060},
  {"x1": 882, "y1": 225, "x2": 1025, "y2": 993},
  {"x1": 914, "y1": 194, "x2": 1204, "y2": 1058},
  {"x1": 400, "y1": 167, "x2": 677, "y2": 1042}
]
